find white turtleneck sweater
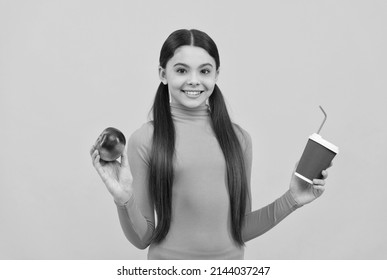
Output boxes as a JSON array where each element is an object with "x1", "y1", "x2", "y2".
[{"x1": 115, "y1": 103, "x2": 300, "y2": 259}]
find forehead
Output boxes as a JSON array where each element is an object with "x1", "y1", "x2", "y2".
[{"x1": 167, "y1": 46, "x2": 216, "y2": 67}]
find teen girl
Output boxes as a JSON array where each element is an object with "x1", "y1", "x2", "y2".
[{"x1": 90, "y1": 29, "x2": 331, "y2": 260}]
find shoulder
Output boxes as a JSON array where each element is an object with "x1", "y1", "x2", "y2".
[
  {"x1": 128, "y1": 122, "x2": 154, "y2": 145},
  {"x1": 232, "y1": 123, "x2": 252, "y2": 151},
  {"x1": 127, "y1": 122, "x2": 154, "y2": 161}
]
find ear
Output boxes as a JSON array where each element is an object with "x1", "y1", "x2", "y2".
[
  {"x1": 215, "y1": 68, "x2": 220, "y2": 83},
  {"x1": 159, "y1": 66, "x2": 168, "y2": 85}
]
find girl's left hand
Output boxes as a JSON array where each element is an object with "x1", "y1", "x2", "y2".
[{"x1": 289, "y1": 162, "x2": 333, "y2": 206}]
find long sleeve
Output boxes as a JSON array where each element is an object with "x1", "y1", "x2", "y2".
[
  {"x1": 242, "y1": 190, "x2": 300, "y2": 242},
  {"x1": 235, "y1": 125, "x2": 302, "y2": 242},
  {"x1": 115, "y1": 123, "x2": 155, "y2": 249},
  {"x1": 115, "y1": 195, "x2": 154, "y2": 249}
]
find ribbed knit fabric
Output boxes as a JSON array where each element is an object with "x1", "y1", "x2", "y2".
[{"x1": 115, "y1": 103, "x2": 300, "y2": 259}]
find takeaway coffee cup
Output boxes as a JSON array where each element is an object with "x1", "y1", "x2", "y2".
[{"x1": 295, "y1": 133, "x2": 339, "y2": 184}]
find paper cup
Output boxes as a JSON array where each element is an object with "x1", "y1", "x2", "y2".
[{"x1": 295, "y1": 133, "x2": 339, "y2": 184}]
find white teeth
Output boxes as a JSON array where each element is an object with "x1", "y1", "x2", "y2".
[{"x1": 184, "y1": 91, "x2": 202, "y2": 96}]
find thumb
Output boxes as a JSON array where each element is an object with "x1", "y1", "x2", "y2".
[{"x1": 121, "y1": 144, "x2": 130, "y2": 168}]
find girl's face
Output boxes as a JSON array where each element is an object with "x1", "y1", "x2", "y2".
[{"x1": 159, "y1": 46, "x2": 219, "y2": 108}]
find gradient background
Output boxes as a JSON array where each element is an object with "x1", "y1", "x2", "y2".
[{"x1": 1, "y1": 0, "x2": 386, "y2": 259}]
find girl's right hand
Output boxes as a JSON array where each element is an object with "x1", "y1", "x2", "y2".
[{"x1": 90, "y1": 144, "x2": 133, "y2": 205}]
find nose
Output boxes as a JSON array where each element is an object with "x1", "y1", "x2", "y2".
[{"x1": 187, "y1": 72, "x2": 200, "y2": 86}]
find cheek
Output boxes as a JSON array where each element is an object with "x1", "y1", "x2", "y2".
[
  {"x1": 203, "y1": 77, "x2": 217, "y2": 90},
  {"x1": 168, "y1": 76, "x2": 185, "y2": 90}
]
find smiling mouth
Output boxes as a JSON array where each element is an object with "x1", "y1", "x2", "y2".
[{"x1": 181, "y1": 90, "x2": 204, "y2": 97}]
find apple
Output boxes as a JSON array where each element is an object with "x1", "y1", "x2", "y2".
[{"x1": 95, "y1": 127, "x2": 126, "y2": 161}]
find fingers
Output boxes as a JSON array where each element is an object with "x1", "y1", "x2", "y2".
[
  {"x1": 94, "y1": 133, "x2": 104, "y2": 147},
  {"x1": 90, "y1": 146, "x2": 98, "y2": 163},
  {"x1": 312, "y1": 184, "x2": 325, "y2": 197},
  {"x1": 312, "y1": 178, "x2": 326, "y2": 198},
  {"x1": 321, "y1": 169, "x2": 328, "y2": 179},
  {"x1": 90, "y1": 145, "x2": 96, "y2": 156},
  {"x1": 91, "y1": 149, "x2": 101, "y2": 169},
  {"x1": 313, "y1": 178, "x2": 325, "y2": 186},
  {"x1": 91, "y1": 149, "x2": 109, "y2": 182},
  {"x1": 312, "y1": 171, "x2": 328, "y2": 197},
  {"x1": 90, "y1": 145, "x2": 104, "y2": 169}
]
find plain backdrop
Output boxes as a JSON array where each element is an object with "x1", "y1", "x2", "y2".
[{"x1": 1, "y1": 0, "x2": 386, "y2": 260}]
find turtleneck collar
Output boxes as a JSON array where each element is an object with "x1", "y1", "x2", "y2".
[{"x1": 170, "y1": 102, "x2": 210, "y2": 118}]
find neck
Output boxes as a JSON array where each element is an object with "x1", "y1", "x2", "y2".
[{"x1": 170, "y1": 102, "x2": 210, "y2": 118}]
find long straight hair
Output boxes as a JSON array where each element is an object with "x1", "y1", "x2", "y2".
[{"x1": 150, "y1": 29, "x2": 248, "y2": 245}]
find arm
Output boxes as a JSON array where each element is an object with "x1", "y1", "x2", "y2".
[
  {"x1": 115, "y1": 124, "x2": 155, "y2": 249},
  {"x1": 242, "y1": 190, "x2": 300, "y2": 242},
  {"x1": 241, "y1": 167, "x2": 331, "y2": 242},
  {"x1": 115, "y1": 195, "x2": 154, "y2": 250},
  {"x1": 239, "y1": 129, "x2": 302, "y2": 242},
  {"x1": 239, "y1": 128, "x2": 330, "y2": 242},
  {"x1": 90, "y1": 124, "x2": 155, "y2": 249}
]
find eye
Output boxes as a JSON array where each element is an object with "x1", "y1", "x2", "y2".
[
  {"x1": 201, "y1": 68, "x2": 211, "y2": 74},
  {"x1": 176, "y1": 68, "x2": 187, "y2": 74}
]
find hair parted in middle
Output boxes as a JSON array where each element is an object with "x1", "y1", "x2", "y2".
[{"x1": 149, "y1": 29, "x2": 249, "y2": 246}]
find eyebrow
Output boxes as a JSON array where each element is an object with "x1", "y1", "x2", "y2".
[{"x1": 173, "y1": 63, "x2": 214, "y2": 68}]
